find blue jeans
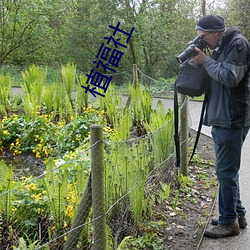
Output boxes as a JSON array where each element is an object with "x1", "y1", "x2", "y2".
[{"x1": 211, "y1": 126, "x2": 249, "y2": 225}]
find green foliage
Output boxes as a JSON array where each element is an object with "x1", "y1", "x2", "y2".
[
  {"x1": 61, "y1": 63, "x2": 76, "y2": 101},
  {"x1": 0, "y1": 0, "x2": 227, "y2": 80},
  {"x1": 0, "y1": 76, "x2": 179, "y2": 248},
  {"x1": 99, "y1": 84, "x2": 123, "y2": 129},
  {"x1": 117, "y1": 233, "x2": 163, "y2": 250},
  {"x1": 158, "y1": 182, "x2": 171, "y2": 203},
  {"x1": 129, "y1": 83, "x2": 153, "y2": 130},
  {"x1": 76, "y1": 75, "x2": 90, "y2": 113},
  {"x1": 13, "y1": 235, "x2": 46, "y2": 250},
  {"x1": 145, "y1": 100, "x2": 175, "y2": 163},
  {"x1": 0, "y1": 161, "x2": 14, "y2": 222},
  {"x1": 0, "y1": 108, "x2": 102, "y2": 157},
  {"x1": 21, "y1": 65, "x2": 47, "y2": 118},
  {"x1": 43, "y1": 159, "x2": 68, "y2": 229},
  {"x1": 0, "y1": 73, "x2": 12, "y2": 117},
  {"x1": 12, "y1": 176, "x2": 48, "y2": 240},
  {"x1": 43, "y1": 84, "x2": 56, "y2": 113},
  {"x1": 105, "y1": 136, "x2": 153, "y2": 228}
]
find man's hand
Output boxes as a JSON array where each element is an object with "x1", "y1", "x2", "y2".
[{"x1": 192, "y1": 47, "x2": 207, "y2": 64}]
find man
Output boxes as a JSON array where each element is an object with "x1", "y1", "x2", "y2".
[{"x1": 192, "y1": 15, "x2": 250, "y2": 238}]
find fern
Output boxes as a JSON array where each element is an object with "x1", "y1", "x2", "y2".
[
  {"x1": 61, "y1": 63, "x2": 76, "y2": 101},
  {"x1": 0, "y1": 160, "x2": 14, "y2": 221},
  {"x1": 76, "y1": 75, "x2": 89, "y2": 114},
  {"x1": 21, "y1": 65, "x2": 47, "y2": 118},
  {"x1": 0, "y1": 73, "x2": 12, "y2": 116},
  {"x1": 43, "y1": 84, "x2": 55, "y2": 114},
  {"x1": 144, "y1": 100, "x2": 174, "y2": 163},
  {"x1": 43, "y1": 159, "x2": 68, "y2": 228}
]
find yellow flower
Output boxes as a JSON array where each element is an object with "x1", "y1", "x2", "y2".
[
  {"x1": 32, "y1": 193, "x2": 42, "y2": 201},
  {"x1": 65, "y1": 205, "x2": 74, "y2": 218},
  {"x1": 71, "y1": 195, "x2": 76, "y2": 204},
  {"x1": 26, "y1": 183, "x2": 37, "y2": 191},
  {"x1": 3, "y1": 130, "x2": 9, "y2": 135},
  {"x1": 36, "y1": 152, "x2": 41, "y2": 158},
  {"x1": 12, "y1": 207, "x2": 17, "y2": 212},
  {"x1": 14, "y1": 149, "x2": 20, "y2": 155},
  {"x1": 42, "y1": 147, "x2": 49, "y2": 157},
  {"x1": 10, "y1": 143, "x2": 14, "y2": 150}
]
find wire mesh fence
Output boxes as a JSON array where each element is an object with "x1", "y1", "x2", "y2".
[
  {"x1": 0, "y1": 119, "x2": 188, "y2": 249},
  {"x1": 0, "y1": 65, "x2": 191, "y2": 249}
]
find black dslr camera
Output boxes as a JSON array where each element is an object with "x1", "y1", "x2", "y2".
[{"x1": 176, "y1": 36, "x2": 208, "y2": 63}]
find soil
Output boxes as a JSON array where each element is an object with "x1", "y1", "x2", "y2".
[
  {"x1": 158, "y1": 130, "x2": 217, "y2": 250},
  {"x1": 0, "y1": 152, "x2": 45, "y2": 180}
]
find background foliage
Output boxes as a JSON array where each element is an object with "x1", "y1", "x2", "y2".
[{"x1": 1, "y1": 0, "x2": 249, "y2": 83}]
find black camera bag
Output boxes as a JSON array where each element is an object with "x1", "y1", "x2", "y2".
[
  {"x1": 174, "y1": 58, "x2": 210, "y2": 168},
  {"x1": 175, "y1": 58, "x2": 209, "y2": 97}
]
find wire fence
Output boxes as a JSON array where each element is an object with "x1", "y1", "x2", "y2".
[{"x1": 0, "y1": 65, "x2": 191, "y2": 249}]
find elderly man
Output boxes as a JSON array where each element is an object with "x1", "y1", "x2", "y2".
[{"x1": 192, "y1": 15, "x2": 250, "y2": 238}]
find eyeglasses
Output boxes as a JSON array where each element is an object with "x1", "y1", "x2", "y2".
[{"x1": 199, "y1": 32, "x2": 214, "y2": 40}]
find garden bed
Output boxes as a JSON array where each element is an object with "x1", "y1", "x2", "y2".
[{"x1": 161, "y1": 131, "x2": 217, "y2": 250}]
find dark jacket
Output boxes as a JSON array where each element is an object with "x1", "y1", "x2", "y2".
[{"x1": 203, "y1": 26, "x2": 250, "y2": 128}]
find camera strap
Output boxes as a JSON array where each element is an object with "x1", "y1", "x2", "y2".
[{"x1": 174, "y1": 82, "x2": 181, "y2": 168}]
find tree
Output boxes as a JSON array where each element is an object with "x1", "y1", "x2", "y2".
[
  {"x1": 220, "y1": 0, "x2": 250, "y2": 39},
  {"x1": 0, "y1": 0, "x2": 50, "y2": 65}
]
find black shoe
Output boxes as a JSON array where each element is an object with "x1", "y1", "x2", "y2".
[
  {"x1": 204, "y1": 222, "x2": 240, "y2": 238},
  {"x1": 211, "y1": 214, "x2": 247, "y2": 229}
]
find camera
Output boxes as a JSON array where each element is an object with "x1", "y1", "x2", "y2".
[{"x1": 176, "y1": 36, "x2": 208, "y2": 63}]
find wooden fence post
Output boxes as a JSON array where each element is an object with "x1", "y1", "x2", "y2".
[
  {"x1": 91, "y1": 124, "x2": 106, "y2": 250},
  {"x1": 63, "y1": 175, "x2": 92, "y2": 250},
  {"x1": 133, "y1": 64, "x2": 138, "y2": 86}
]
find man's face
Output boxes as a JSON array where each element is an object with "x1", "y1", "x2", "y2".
[{"x1": 196, "y1": 30, "x2": 222, "y2": 49}]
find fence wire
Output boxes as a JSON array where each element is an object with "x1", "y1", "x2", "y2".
[{"x1": 0, "y1": 68, "x2": 192, "y2": 249}]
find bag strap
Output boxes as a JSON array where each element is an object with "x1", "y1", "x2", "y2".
[{"x1": 188, "y1": 91, "x2": 208, "y2": 164}]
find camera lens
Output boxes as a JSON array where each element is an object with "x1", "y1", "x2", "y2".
[{"x1": 176, "y1": 44, "x2": 198, "y2": 63}]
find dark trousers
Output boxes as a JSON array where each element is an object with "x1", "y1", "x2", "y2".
[{"x1": 211, "y1": 126, "x2": 249, "y2": 225}]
